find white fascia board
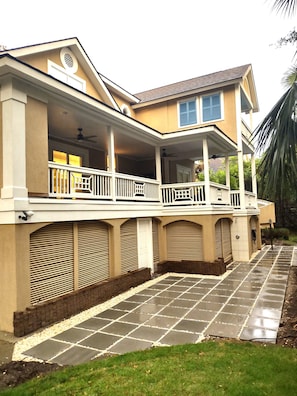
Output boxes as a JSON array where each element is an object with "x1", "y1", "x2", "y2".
[
  {"x1": 101, "y1": 75, "x2": 140, "y2": 104},
  {"x1": 160, "y1": 125, "x2": 237, "y2": 150},
  {"x1": 2, "y1": 38, "x2": 79, "y2": 57}
]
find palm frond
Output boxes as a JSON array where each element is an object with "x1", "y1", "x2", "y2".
[
  {"x1": 253, "y1": 82, "x2": 297, "y2": 200},
  {"x1": 271, "y1": 0, "x2": 297, "y2": 16}
]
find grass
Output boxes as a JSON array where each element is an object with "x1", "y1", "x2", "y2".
[{"x1": 2, "y1": 341, "x2": 297, "y2": 396}]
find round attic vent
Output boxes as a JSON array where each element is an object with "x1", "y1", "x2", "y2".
[{"x1": 60, "y1": 47, "x2": 78, "y2": 73}]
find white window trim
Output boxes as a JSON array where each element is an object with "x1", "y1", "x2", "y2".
[
  {"x1": 48, "y1": 60, "x2": 86, "y2": 92},
  {"x1": 177, "y1": 97, "x2": 199, "y2": 128},
  {"x1": 200, "y1": 91, "x2": 224, "y2": 124}
]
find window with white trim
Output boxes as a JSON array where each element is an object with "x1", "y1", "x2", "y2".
[
  {"x1": 179, "y1": 99, "x2": 197, "y2": 127},
  {"x1": 202, "y1": 93, "x2": 222, "y2": 122},
  {"x1": 48, "y1": 60, "x2": 86, "y2": 92}
]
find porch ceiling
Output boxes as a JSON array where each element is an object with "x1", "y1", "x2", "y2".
[
  {"x1": 48, "y1": 103, "x2": 238, "y2": 162},
  {"x1": 48, "y1": 102, "x2": 157, "y2": 160}
]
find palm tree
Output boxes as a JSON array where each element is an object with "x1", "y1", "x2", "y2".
[{"x1": 252, "y1": 0, "x2": 297, "y2": 226}]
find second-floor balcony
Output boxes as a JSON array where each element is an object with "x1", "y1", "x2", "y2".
[{"x1": 48, "y1": 162, "x2": 257, "y2": 210}]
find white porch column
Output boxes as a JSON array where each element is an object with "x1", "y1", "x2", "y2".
[
  {"x1": 225, "y1": 156, "x2": 231, "y2": 205},
  {"x1": 202, "y1": 139, "x2": 211, "y2": 204},
  {"x1": 225, "y1": 156, "x2": 230, "y2": 189},
  {"x1": 155, "y1": 147, "x2": 161, "y2": 183},
  {"x1": 235, "y1": 85, "x2": 245, "y2": 210},
  {"x1": 1, "y1": 78, "x2": 28, "y2": 199},
  {"x1": 107, "y1": 126, "x2": 116, "y2": 201},
  {"x1": 155, "y1": 147, "x2": 162, "y2": 203},
  {"x1": 251, "y1": 153, "x2": 257, "y2": 196}
]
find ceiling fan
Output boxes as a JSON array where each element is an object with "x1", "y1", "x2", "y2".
[{"x1": 76, "y1": 128, "x2": 97, "y2": 143}]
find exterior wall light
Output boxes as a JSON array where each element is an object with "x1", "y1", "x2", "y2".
[{"x1": 19, "y1": 211, "x2": 34, "y2": 221}]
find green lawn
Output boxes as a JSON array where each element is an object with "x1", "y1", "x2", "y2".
[{"x1": 2, "y1": 341, "x2": 297, "y2": 396}]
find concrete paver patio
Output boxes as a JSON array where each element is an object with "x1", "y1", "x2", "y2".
[{"x1": 13, "y1": 246, "x2": 296, "y2": 366}]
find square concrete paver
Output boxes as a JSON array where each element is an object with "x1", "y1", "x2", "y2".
[
  {"x1": 108, "y1": 338, "x2": 153, "y2": 354},
  {"x1": 79, "y1": 332, "x2": 121, "y2": 350},
  {"x1": 53, "y1": 327, "x2": 93, "y2": 343},
  {"x1": 119, "y1": 312, "x2": 151, "y2": 324},
  {"x1": 159, "y1": 330, "x2": 200, "y2": 346},
  {"x1": 185, "y1": 308, "x2": 217, "y2": 322},
  {"x1": 129, "y1": 326, "x2": 167, "y2": 341},
  {"x1": 240, "y1": 327, "x2": 278, "y2": 343},
  {"x1": 77, "y1": 317, "x2": 111, "y2": 331},
  {"x1": 50, "y1": 345, "x2": 99, "y2": 365},
  {"x1": 24, "y1": 339, "x2": 70, "y2": 361},
  {"x1": 100, "y1": 321, "x2": 138, "y2": 336},
  {"x1": 174, "y1": 319, "x2": 208, "y2": 333},
  {"x1": 145, "y1": 315, "x2": 180, "y2": 329},
  {"x1": 96, "y1": 309, "x2": 126, "y2": 320},
  {"x1": 206, "y1": 322, "x2": 242, "y2": 339}
]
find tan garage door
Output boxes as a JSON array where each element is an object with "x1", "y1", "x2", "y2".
[
  {"x1": 215, "y1": 219, "x2": 232, "y2": 263},
  {"x1": 121, "y1": 219, "x2": 138, "y2": 274},
  {"x1": 152, "y1": 219, "x2": 160, "y2": 266},
  {"x1": 30, "y1": 223, "x2": 74, "y2": 305},
  {"x1": 166, "y1": 221, "x2": 203, "y2": 261},
  {"x1": 78, "y1": 221, "x2": 109, "y2": 289}
]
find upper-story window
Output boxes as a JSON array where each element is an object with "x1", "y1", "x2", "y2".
[
  {"x1": 179, "y1": 99, "x2": 197, "y2": 127},
  {"x1": 48, "y1": 48, "x2": 86, "y2": 92},
  {"x1": 202, "y1": 93, "x2": 221, "y2": 122}
]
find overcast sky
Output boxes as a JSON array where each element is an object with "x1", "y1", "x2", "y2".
[{"x1": 1, "y1": 0, "x2": 295, "y2": 128}]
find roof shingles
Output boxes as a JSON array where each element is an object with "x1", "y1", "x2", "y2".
[{"x1": 135, "y1": 64, "x2": 251, "y2": 103}]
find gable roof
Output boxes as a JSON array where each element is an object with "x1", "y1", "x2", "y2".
[
  {"x1": 134, "y1": 64, "x2": 253, "y2": 104},
  {"x1": 1, "y1": 37, "x2": 120, "y2": 109}
]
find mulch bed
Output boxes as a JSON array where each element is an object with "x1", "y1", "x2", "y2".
[{"x1": 1, "y1": 267, "x2": 297, "y2": 391}]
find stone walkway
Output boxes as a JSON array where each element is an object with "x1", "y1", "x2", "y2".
[{"x1": 13, "y1": 246, "x2": 295, "y2": 366}]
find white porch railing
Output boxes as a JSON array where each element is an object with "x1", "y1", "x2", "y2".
[
  {"x1": 48, "y1": 163, "x2": 257, "y2": 209},
  {"x1": 48, "y1": 162, "x2": 160, "y2": 201},
  {"x1": 161, "y1": 182, "x2": 230, "y2": 206},
  {"x1": 230, "y1": 190, "x2": 257, "y2": 209},
  {"x1": 115, "y1": 173, "x2": 160, "y2": 201}
]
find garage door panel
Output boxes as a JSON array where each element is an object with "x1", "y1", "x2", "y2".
[{"x1": 166, "y1": 221, "x2": 203, "y2": 261}]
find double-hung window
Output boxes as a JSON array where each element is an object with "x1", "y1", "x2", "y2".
[
  {"x1": 202, "y1": 93, "x2": 221, "y2": 122},
  {"x1": 179, "y1": 99, "x2": 197, "y2": 127}
]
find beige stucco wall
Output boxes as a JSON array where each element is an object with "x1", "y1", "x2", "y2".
[
  {"x1": 19, "y1": 49, "x2": 103, "y2": 101},
  {"x1": 0, "y1": 102, "x2": 2, "y2": 190},
  {"x1": 26, "y1": 97, "x2": 48, "y2": 195},
  {"x1": 111, "y1": 92, "x2": 136, "y2": 118},
  {"x1": 157, "y1": 213, "x2": 233, "y2": 263},
  {"x1": 259, "y1": 201, "x2": 276, "y2": 227},
  {"x1": 133, "y1": 86, "x2": 238, "y2": 143},
  {"x1": 0, "y1": 224, "x2": 33, "y2": 333}
]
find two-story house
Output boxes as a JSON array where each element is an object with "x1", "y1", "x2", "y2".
[{"x1": 0, "y1": 38, "x2": 275, "y2": 335}]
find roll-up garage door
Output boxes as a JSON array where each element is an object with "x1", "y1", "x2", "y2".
[
  {"x1": 152, "y1": 219, "x2": 160, "y2": 266},
  {"x1": 215, "y1": 219, "x2": 232, "y2": 263},
  {"x1": 121, "y1": 219, "x2": 138, "y2": 274},
  {"x1": 166, "y1": 221, "x2": 203, "y2": 261},
  {"x1": 78, "y1": 221, "x2": 109, "y2": 289},
  {"x1": 30, "y1": 223, "x2": 74, "y2": 305}
]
